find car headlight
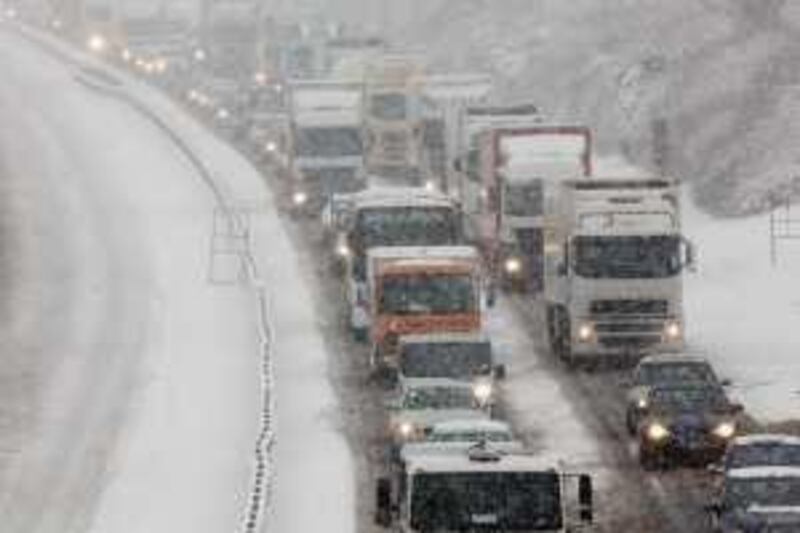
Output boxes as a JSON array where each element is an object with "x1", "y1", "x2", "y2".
[
  {"x1": 265, "y1": 141, "x2": 277, "y2": 153},
  {"x1": 336, "y1": 243, "x2": 351, "y2": 258},
  {"x1": 577, "y1": 322, "x2": 595, "y2": 342},
  {"x1": 472, "y1": 381, "x2": 493, "y2": 405},
  {"x1": 504, "y1": 257, "x2": 522, "y2": 275},
  {"x1": 646, "y1": 422, "x2": 670, "y2": 441},
  {"x1": 664, "y1": 320, "x2": 681, "y2": 341},
  {"x1": 636, "y1": 398, "x2": 648, "y2": 409},
  {"x1": 292, "y1": 191, "x2": 308, "y2": 206},
  {"x1": 398, "y1": 421, "x2": 414, "y2": 439},
  {"x1": 423, "y1": 180, "x2": 437, "y2": 192},
  {"x1": 712, "y1": 421, "x2": 736, "y2": 439}
]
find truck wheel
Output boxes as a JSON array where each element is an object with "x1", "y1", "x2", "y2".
[
  {"x1": 556, "y1": 308, "x2": 575, "y2": 368},
  {"x1": 351, "y1": 326, "x2": 368, "y2": 343},
  {"x1": 639, "y1": 447, "x2": 662, "y2": 471},
  {"x1": 625, "y1": 408, "x2": 637, "y2": 436}
]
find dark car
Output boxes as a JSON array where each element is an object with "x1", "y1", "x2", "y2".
[
  {"x1": 636, "y1": 384, "x2": 742, "y2": 469},
  {"x1": 626, "y1": 354, "x2": 726, "y2": 435},
  {"x1": 708, "y1": 466, "x2": 800, "y2": 532}
]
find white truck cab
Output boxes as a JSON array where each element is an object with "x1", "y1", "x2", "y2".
[
  {"x1": 375, "y1": 445, "x2": 594, "y2": 532},
  {"x1": 544, "y1": 177, "x2": 695, "y2": 366}
]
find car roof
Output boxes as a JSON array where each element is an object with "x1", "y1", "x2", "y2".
[
  {"x1": 431, "y1": 419, "x2": 513, "y2": 434},
  {"x1": 727, "y1": 466, "x2": 800, "y2": 480},
  {"x1": 731, "y1": 434, "x2": 800, "y2": 447},
  {"x1": 638, "y1": 353, "x2": 712, "y2": 367}
]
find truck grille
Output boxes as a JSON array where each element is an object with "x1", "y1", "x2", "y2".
[
  {"x1": 381, "y1": 131, "x2": 409, "y2": 162},
  {"x1": 590, "y1": 299, "x2": 668, "y2": 316}
]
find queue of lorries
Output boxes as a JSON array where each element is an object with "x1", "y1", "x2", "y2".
[{"x1": 39, "y1": 11, "x2": 800, "y2": 530}]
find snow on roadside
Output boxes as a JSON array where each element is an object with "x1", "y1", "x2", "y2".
[
  {"x1": 8, "y1": 26, "x2": 356, "y2": 533},
  {"x1": 598, "y1": 154, "x2": 800, "y2": 425}
]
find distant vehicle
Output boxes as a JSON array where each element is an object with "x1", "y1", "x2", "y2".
[
  {"x1": 715, "y1": 434, "x2": 800, "y2": 473},
  {"x1": 367, "y1": 246, "x2": 488, "y2": 372},
  {"x1": 375, "y1": 445, "x2": 594, "y2": 532},
  {"x1": 396, "y1": 332, "x2": 504, "y2": 399},
  {"x1": 385, "y1": 378, "x2": 491, "y2": 447},
  {"x1": 635, "y1": 384, "x2": 742, "y2": 469},
  {"x1": 286, "y1": 80, "x2": 366, "y2": 211},
  {"x1": 543, "y1": 177, "x2": 696, "y2": 367},
  {"x1": 707, "y1": 466, "x2": 800, "y2": 532},
  {"x1": 626, "y1": 354, "x2": 725, "y2": 434},
  {"x1": 456, "y1": 124, "x2": 591, "y2": 292},
  {"x1": 324, "y1": 187, "x2": 463, "y2": 341}
]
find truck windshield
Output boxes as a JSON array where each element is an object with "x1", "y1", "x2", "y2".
[
  {"x1": 379, "y1": 274, "x2": 475, "y2": 315},
  {"x1": 370, "y1": 93, "x2": 407, "y2": 120},
  {"x1": 504, "y1": 181, "x2": 543, "y2": 217},
  {"x1": 402, "y1": 387, "x2": 476, "y2": 410},
  {"x1": 400, "y1": 342, "x2": 492, "y2": 379},
  {"x1": 573, "y1": 235, "x2": 681, "y2": 279},
  {"x1": 410, "y1": 471, "x2": 562, "y2": 531},
  {"x1": 294, "y1": 127, "x2": 362, "y2": 157},
  {"x1": 357, "y1": 207, "x2": 460, "y2": 249}
]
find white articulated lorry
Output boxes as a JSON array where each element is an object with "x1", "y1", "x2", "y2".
[
  {"x1": 287, "y1": 80, "x2": 366, "y2": 210},
  {"x1": 375, "y1": 445, "x2": 594, "y2": 532},
  {"x1": 543, "y1": 177, "x2": 695, "y2": 367}
]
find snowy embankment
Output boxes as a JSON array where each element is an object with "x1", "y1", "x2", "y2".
[
  {"x1": 597, "y1": 155, "x2": 800, "y2": 425},
  {"x1": 3, "y1": 27, "x2": 354, "y2": 532}
]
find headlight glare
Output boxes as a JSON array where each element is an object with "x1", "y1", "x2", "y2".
[
  {"x1": 712, "y1": 421, "x2": 736, "y2": 439},
  {"x1": 504, "y1": 257, "x2": 522, "y2": 275},
  {"x1": 646, "y1": 422, "x2": 670, "y2": 441},
  {"x1": 292, "y1": 191, "x2": 308, "y2": 206},
  {"x1": 577, "y1": 322, "x2": 594, "y2": 342},
  {"x1": 472, "y1": 381, "x2": 493, "y2": 405},
  {"x1": 664, "y1": 320, "x2": 681, "y2": 341}
]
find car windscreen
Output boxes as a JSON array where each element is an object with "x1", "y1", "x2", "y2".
[
  {"x1": 727, "y1": 444, "x2": 800, "y2": 470},
  {"x1": 649, "y1": 386, "x2": 728, "y2": 413},
  {"x1": 400, "y1": 342, "x2": 492, "y2": 379},
  {"x1": 638, "y1": 362, "x2": 717, "y2": 388},
  {"x1": 726, "y1": 476, "x2": 800, "y2": 509},
  {"x1": 410, "y1": 471, "x2": 562, "y2": 531},
  {"x1": 402, "y1": 387, "x2": 476, "y2": 410}
]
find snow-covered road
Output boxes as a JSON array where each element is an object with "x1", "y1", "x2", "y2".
[{"x1": 0, "y1": 28, "x2": 353, "y2": 533}]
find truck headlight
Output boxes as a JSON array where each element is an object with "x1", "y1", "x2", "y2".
[
  {"x1": 292, "y1": 191, "x2": 308, "y2": 206},
  {"x1": 712, "y1": 421, "x2": 736, "y2": 439},
  {"x1": 87, "y1": 33, "x2": 107, "y2": 54},
  {"x1": 504, "y1": 257, "x2": 522, "y2": 275},
  {"x1": 636, "y1": 398, "x2": 648, "y2": 409},
  {"x1": 646, "y1": 422, "x2": 670, "y2": 442},
  {"x1": 472, "y1": 381, "x2": 493, "y2": 405},
  {"x1": 398, "y1": 421, "x2": 414, "y2": 439},
  {"x1": 423, "y1": 180, "x2": 437, "y2": 192},
  {"x1": 577, "y1": 322, "x2": 595, "y2": 343},
  {"x1": 336, "y1": 243, "x2": 351, "y2": 258},
  {"x1": 664, "y1": 320, "x2": 681, "y2": 341},
  {"x1": 265, "y1": 141, "x2": 277, "y2": 153}
]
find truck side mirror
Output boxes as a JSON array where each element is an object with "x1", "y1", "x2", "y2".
[
  {"x1": 453, "y1": 157, "x2": 463, "y2": 173},
  {"x1": 557, "y1": 262, "x2": 568, "y2": 277},
  {"x1": 375, "y1": 477, "x2": 393, "y2": 527},
  {"x1": 683, "y1": 238, "x2": 697, "y2": 273},
  {"x1": 578, "y1": 474, "x2": 593, "y2": 524},
  {"x1": 493, "y1": 364, "x2": 507, "y2": 380}
]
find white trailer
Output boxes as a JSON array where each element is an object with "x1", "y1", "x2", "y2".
[{"x1": 543, "y1": 177, "x2": 696, "y2": 366}]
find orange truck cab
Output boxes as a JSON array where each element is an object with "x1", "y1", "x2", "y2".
[{"x1": 366, "y1": 246, "x2": 487, "y2": 371}]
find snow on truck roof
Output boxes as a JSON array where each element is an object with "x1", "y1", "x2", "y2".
[
  {"x1": 402, "y1": 448, "x2": 558, "y2": 475},
  {"x1": 368, "y1": 245, "x2": 478, "y2": 261},
  {"x1": 335, "y1": 186, "x2": 457, "y2": 209},
  {"x1": 431, "y1": 419, "x2": 513, "y2": 434},
  {"x1": 399, "y1": 331, "x2": 491, "y2": 345}
]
